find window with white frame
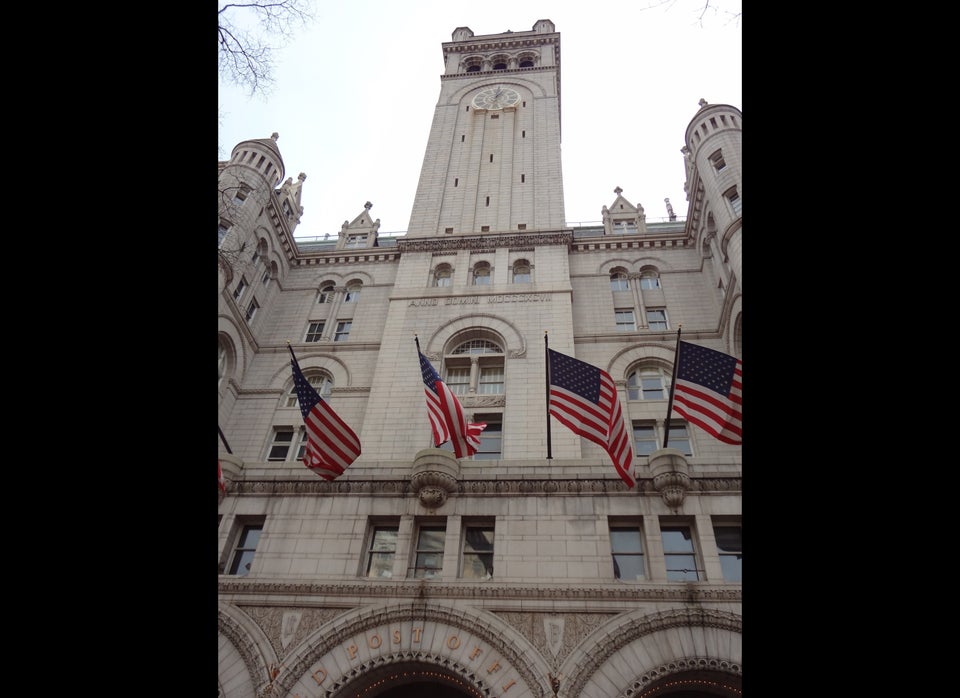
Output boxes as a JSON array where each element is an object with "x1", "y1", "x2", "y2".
[
  {"x1": 512, "y1": 260, "x2": 531, "y2": 283},
  {"x1": 245, "y1": 298, "x2": 259, "y2": 322},
  {"x1": 473, "y1": 262, "x2": 491, "y2": 285},
  {"x1": 267, "y1": 427, "x2": 297, "y2": 461},
  {"x1": 632, "y1": 422, "x2": 659, "y2": 457},
  {"x1": 665, "y1": 422, "x2": 693, "y2": 455},
  {"x1": 615, "y1": 309, "x2": 637, "y2": 331},
  {"x1": 225, "y1": 518, "x2": 265, "y2": 576},
  {"x1": 610, "y1": 270, "x2": 629, "y2": 291},
  {"x1": 461, "y1": 522, "x2": 495, "y2": 579},
  {"x1": 285, "y1": 371, "x2": 332, "y2": 407},
  {"x1": 626, "y1": 366, "x2": 669, "y2": 400},
  {"x1": 709, "y1": 149, "x2": 727, "y2": 172},
  {"x1": 345, "y1": 234, "x2": 367, "y2": 248},
  {"x1": 304, "y1": 321, "x2": 326, "y2": 343},
  {"x1": 646, "y1": 308, "x2": 668, "y2": 330},
  {"x1": 724, "y1": 186, "x2": 742, "y2": 215},
  {"x1": 609, "y1": 521, "x2": 646, "y2": 581},
  {"x1": 334, "y1": 321, "x2": 351, "y2": 342},
  {"x1": 318, "y1": 284, "x2": 335, "y2": 303},
  {"x1": 473, "y1": 414, "x2": 502, "y2": 459},
  {"x1": 344, "y1": 282, "x2": 361, "y2": 302},
  {"x1": 233, "y1": 276, "x2": 247, "y2": 302},
  {"x1": 364, "y1": 522, "x2": 400, "y2": 578},
  {"x1": 639, "y1": 270, "x2": 661, "y2": 290},
  {"x1": 478, "y1": 366, "x2": 504, "y2": 395},
  {"x1": 410, "y1": 524, "x2": 446, "y2": 579},
  {"x1": 444, "y1": 367, "x2": 470, "y2": 395},
  {"x1": 661, "y1": 523, "x2": 700, "y2": 581},
  {"x1": 713, "y1": 521, "x2": 742, "y2": 582},
  {"x1": 434, "y1": 264, "x2": 452, "y2": 287}
]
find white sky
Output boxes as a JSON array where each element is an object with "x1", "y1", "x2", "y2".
[{"x1": 218, "y1": 1, "x2": 741, "y2": 238}]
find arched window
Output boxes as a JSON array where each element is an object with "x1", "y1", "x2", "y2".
[
  {"x1": 445, "y1": 338, "x2": 505, "y2": 395},
  {"x1": 512, "y1": 260, "x2": 531, "y2": 283},
  {"x1": 318, "y1": 284, "x2": 335, "y2": 304},
  {"x1": 285, "y1": 370, "x2": 333, "y2": 407},
  {"x1": 345, "y1": 282, "x2": 362, "y2": 302},
  {"x1": 463, "y1": 57, "x2": 482, "y2": 73},
  {"x1": 626, "y1": 365, "x2": 670, "y2": 400},
  {"x1": 639, "y1": 269, "x2": 661, "y2": 290},
  {"x1": 610, "y1": 269, "x2": 629, "y2": 291},
  {"x1": 473, "y1": 262, "x2": 491, "y2": 285},
  {"x1": 434, "y1": 264, "x2": 452, "y2": 287}
]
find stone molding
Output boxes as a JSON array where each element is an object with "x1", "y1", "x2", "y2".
[
  {"x1": 227, "y1": 476, "x2": 740, "y2": 496},
  {"x1": 616, "y1": 658, "x2": 743, "y2": 698},
  {"x1": 218, "y1": 607, "x2": 272, "y2": 698},
  {"x1": 399, "y1": 231, "x2": 572, "y2": 253},
  {"x1": 217, "y1": 579, "x2": 741, "y2": 603}
]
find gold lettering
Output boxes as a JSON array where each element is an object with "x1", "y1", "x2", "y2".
[
  {"x1": 413, "y1": 627, "x2": 422, "y2": 642},
  {"x1": 469, "y1": 646, "x2": 483, "y2": 660},
  {"x1": 393, "y1": 629, "x2": 401, "y2": 644},
  {"x1": 487, "y1": 661, "x2": 501, "y2": 674},
  {"x1": 311, "y1": 668, "x2": 327, "y2": 685},
  {"x1": 447, "y1": 635, "x2": 461, "y2": 649},
  {"x1": 347, "y1": 644, "x2": 359, "y2": 660},
  {"x1": 502, "y1": 679, "x2": 516, "y2": 692},
  {"x1": 368, "y1": 633, "x2": 382, "y2": 649}
]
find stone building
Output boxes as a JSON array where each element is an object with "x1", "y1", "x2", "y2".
[{"x1": 218, "y1": 19, "x2": 742, "y2": 698}]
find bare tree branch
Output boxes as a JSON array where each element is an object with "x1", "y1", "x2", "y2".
[{"x1": 218, "y1": 0, "x2": 315, "y2": 98}]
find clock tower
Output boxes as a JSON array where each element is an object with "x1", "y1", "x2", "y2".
[{"x1": 406, "y1": 19, "x2": 565, "y2": 237}]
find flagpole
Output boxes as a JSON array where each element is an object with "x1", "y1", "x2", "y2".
[
  {"x1": 286, "y1": 339, "x2": 297, "y2": 362},
  {"x1": 217, "y1": 425, "x2": 233, "y2": 454},
  {"x1": 414, "y1": 334, "x2": 421, "y2": 354},
  {"x1": 663, "y1": 325, "x2": 682, "y2": 449},
  {"x1": 544, "y1": 331, "x2": 552, "y2": 460}
]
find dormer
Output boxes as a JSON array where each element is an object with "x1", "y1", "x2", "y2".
[
  {"x1": 601, "y1": 187, "x2": 647, "y2": 235},
  {"x1": 336, "y1": 202, "x2": 382, "y2": 250}
]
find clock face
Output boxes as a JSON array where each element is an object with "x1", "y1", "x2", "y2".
[{"x1": 472, "y1": 86, "x2": 521, "y2": 110}]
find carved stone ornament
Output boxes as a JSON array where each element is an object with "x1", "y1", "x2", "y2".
[
  {"x1": 649, "y1": 448, "x2": 691, "y2": 509},
  {"x1": 410, "y1": 448, "x2": 461, "y2": 508}
]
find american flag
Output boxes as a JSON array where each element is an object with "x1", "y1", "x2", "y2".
[
  {"x1": 419, "y1": 350, "x2": 487, "y2": 458},
  {"x1": 672, "y1": 340, "x2": 742, "y2": 445},
  {"x1": 218, "y1": 459, "x2": 226, "y2": 493},
  {"x1": 290, "y1": 351, "x2": 361, "y2": 480},
  {"x1": 547, "y1": 348, "x2": 635, "y2": 488}
]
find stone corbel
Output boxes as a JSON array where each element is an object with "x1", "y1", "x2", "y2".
[
  {"x1": 410, "y1": 448, "x2": 461, "y2": 508},
  {"x1": 649, "y1": 448, "x2": 691, "y2": 509}
]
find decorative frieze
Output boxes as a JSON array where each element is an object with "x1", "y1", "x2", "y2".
[{"x1": 399, "y1": 232, "x2": 572, "y2": 253}]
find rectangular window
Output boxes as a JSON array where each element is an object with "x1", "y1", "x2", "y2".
[
  {"x1": 714, "y1": 522, "x2": 742, "y2": 582},
  {"x1": 473, "y1": 415, "x2": 502, "y2": 460},
  {"x1": 639, "y1": 277, "x2": 661, "y2": 290},
  {"x1": 233, "y1": 184, "x2": 251, "y2": 205},
  {"x1": 218, "y1": 218, "x2": 232, "y2": 246},
  {"x1": 646, "y1": 309, "x2": 668, "y2": 330},
  {"x1": 445, "y1": 367, "x2": 470, "y2": 395},
  {"x1": 661, "y1": 524, "x2": 700, "y2": 581},
  {"x1": 245, "y1": 298, "x2": 259, "y2": 322},
  {"x1": 633, "y1": 422, "x2": 659, "y2": 456},
  {"x1": 461, "y1": 523, "x2": 495, "y2": 579},
  {"x1": 615, "y1": 309, "x2": 636, "y2": 331},
  {"x1": 261, "y1": 270, "x2": 271, "y2": 287},
  {"x1": 294, "y1": 426, "x2": 309, "y2": 460},
  {"x1": 709, "y1": 149, "x2": 726, "y2": 172},
  {"x1": 411, "y1": 524, "x2": 446, "y2": 579},
  {"x1": 365, "y1": 523, "x2": 399, "y2": 578},
  {"x1": 305, "y1": 321, "x2": 325, "y2": 342},
  {"x1": 267, "y1": 427, "x2": 295, "y2": 461},
  {"x1": 724, "y1": 187, "x2": 742, "y2": 215},
  {"x1": 345, "y1": 235, "x2": 367, "y2": 248},
  {"x1": 478, "y1": 366, "x2": 504, "y2": 395},
  {"x1": 335, "y1": 321, "x2": 351, "y2": 342},
  {"x1": 227, "y1": 519, "x2": 265, "y2": 576},
  {"x1": 517, "y1": 224, "x2": 527, "y2": 231},
  {"x1": 283, "y1": 200, "x2": 294, "y2": 219},
  {"x1": 480, "y1": 226, "x2": 490, "y2": 232},
  {"x1": 609, "y1": 522, "x2": 646, "y2": 581},
  {"x1": 666, "y1": 422, "x2": 693, "y2": 456},
  {"x1": 233, "y1": 276, "x2": 247, "y2": 301}
]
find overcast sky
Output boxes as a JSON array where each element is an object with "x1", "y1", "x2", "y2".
[{"x1": 218, "y1": 1, "x2": 741, "y2": 239}]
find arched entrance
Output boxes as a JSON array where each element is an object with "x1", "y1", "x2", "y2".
[
  {"x1": 333, "y1": 661, "x2": 483, "y2": 698},
  {"x1": 632, "y1": 669, "x2": 742, "y2": 697}
]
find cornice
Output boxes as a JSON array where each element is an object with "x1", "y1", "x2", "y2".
[
  {"x1": 227, "y1": 476, "x2": 740, "y2": 496},
  {"x1": 399, "y1": 231, "x2": 572, "y2": 253},
  {"x1": 217, "y1": 579, "x2": 741, "y2": 603},
  {"x1": 570, "y1": 236, "x2": 689, "y2": 253}
]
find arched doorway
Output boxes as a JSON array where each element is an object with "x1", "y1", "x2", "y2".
[
  {"x1": 332, "y1": 661, "x2": 484, "y2": 698},
  {"x1": 633, "y1": 669, "x2": 742, "y2": 697}
]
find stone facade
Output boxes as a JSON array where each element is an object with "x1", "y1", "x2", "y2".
[{"x1": 218, "y1": 19, "x2": 742, "y2": 698}]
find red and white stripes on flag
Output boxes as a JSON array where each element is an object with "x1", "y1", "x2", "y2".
[
  {"x1": 290, "y1": 351, "x2": 361, "y2": 480},
  {"x1": 547, "y1": 348, "x2": 635, "y2": 488},
  {"x1": 218, "y1": 459, "x2": 226, "y2": 492},
  {"x1": 419, "y1": 350, "x2": 487, "y2": 458},
  {"x1": 672, "y1": 340, "x2": 742, "y2": 445}
]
